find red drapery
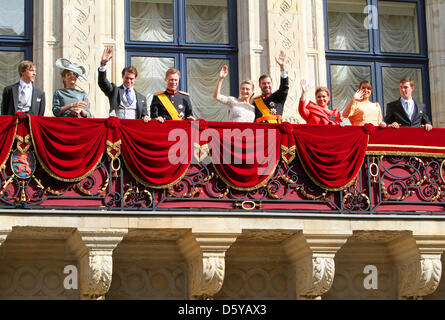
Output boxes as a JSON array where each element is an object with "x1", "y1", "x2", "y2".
[
  {"x1": 367, "y1": 127, "x2": 445, "y2": 156},
  {"x1": 0, "y1": 115, "x2": 442, "y2": 191},
  {"x1": 118, "y1": 119, "x2": 192, "y2": 188},
  {"x1": 29, "y1": 116, "x2": 108, "y2": 181},
  {"x1": 292, "y1": 124, "x2": 370, "y2": 190},
  {"x1": 202, "y1": 121, "x2": 283, "y2": 190}
]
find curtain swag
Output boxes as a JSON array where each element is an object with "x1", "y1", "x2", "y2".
[{"x1": 2, "y1": 114, "x2": 443, "y2": 191}]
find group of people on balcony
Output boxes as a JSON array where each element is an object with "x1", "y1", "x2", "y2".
[{"x1": 0, "y1": 47, "x2": 433, "y2": 131}]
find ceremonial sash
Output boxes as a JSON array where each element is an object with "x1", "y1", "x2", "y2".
[
  {"x1": 254, "y1": 97, "x2": 278, "y2": 124},
  {"x1": 157, "y1": 93, "x2": 181, "y2": 120}
]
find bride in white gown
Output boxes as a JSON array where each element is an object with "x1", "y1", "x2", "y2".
[{"x1": 213, "y1": 65, "x2": 255, "y2": 122}]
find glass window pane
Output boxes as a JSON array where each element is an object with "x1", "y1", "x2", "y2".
[
  {"x1": 379, "y1": 2, "x2": 419, "y2": 54},
  {"x1": 0, "y1": 0, "x2": 25, "y2": 36},
  {"x1": 0, "y1": 51, "x2": 24, "y2": 102},
  {"x1": 187, "y1": 58, "x2": 230, "y2": 121},
  {"x1": 382, "y1": 67, "x2": 422, "y2": 108},
  {"x1": 330, "y1": 64, "x2": 372, "y2": 123},
  {"x1": 130, "y1": 0, "x2": 174, "y2": 42},
  {"x1": 131, "y1": 56, "x2": 175, "y2": 105},
  {"x1": 327, "y1": 0, "x2": 369, "y2": 51},
  {"x1": 186, "y1": 0, "x2": 229, "y2": 44}
]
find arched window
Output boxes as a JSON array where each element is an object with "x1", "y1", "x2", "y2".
[
  {"x1": 0, "y1": 0, "x2": 33, "y2": 97},
  {"x1": 324, "y1": 0, "x2": 430, "y2": 123},
  {"x1": 125, "y1": 0, "x2": 238, "y2": 121}
]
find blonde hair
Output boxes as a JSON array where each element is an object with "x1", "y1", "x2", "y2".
[
  {"x1": 165, "y1": 68, "x2": 181, "y2": 79},
  {"x1": 18, "y1": 60, "x2": 35, "y2": 77},
  {"x1": 240, "y1": 80, "x2": 255, "y2": 101}
]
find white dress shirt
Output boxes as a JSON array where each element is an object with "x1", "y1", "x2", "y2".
[
  {"x1": 400, "y1": 97, "x2": 414, "y2": 120},
  {"x1": 18, "y1": 80, "x2": 33, "y2": 112}
]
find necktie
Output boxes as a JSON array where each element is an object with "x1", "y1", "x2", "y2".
[
  {"x1": 405, "y1": 101, "x2": 412, "y2": 120},
  {"x1": 125, "y1": 88, "x2": 133, "y2": 105},
  {"x1": 19, "y1": 86, "x2": 28, "y2": 107}
]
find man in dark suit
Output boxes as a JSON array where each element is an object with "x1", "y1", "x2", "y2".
[
  {"x1": 150, "y1": 68, "x2": 195, "y2": 123},
  {"x1": 253, "y1": 50, "x2": 289, "y2": 124},
  {"x1": 1, "y1": 60, "x2": 46, "y2": 116},
  {"x1": 98, "y1": 46, "x2": 150, "y2": 122},
  {"x1": 385, "y1": 77, "x2": 432, "y2": 131}
]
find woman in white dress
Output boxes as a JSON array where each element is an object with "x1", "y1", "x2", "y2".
[{"x1": 213, "y1": 65, "x2": 255, "y2": 122}]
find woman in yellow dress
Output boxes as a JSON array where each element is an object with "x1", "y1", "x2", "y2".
[{"x1": 342, "y1": 80, "x2": 386, "y2": 127}]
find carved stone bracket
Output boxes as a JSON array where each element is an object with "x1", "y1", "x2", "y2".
[
  {"x1": 283, "y1": 232, "x2": 351, "y2": 300},
  {"x1": 67, "y1": 228, "x2": 128, "y2": 300},
  {"x1": 178, "y1": 231, "x2": 241, "y2": 300},
  {"x1": 389, "y1": 234, "x2": 445, "y2": 299},
  {"x1": 0, "y1": 228, "x2": 12, "y2": 246}
]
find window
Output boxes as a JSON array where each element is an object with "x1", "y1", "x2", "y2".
[
  {"x1": 126, "y1": 0, "x2": 238, "y2": 121},
  {"x1": 0, "y1": 0, "x2": 33, "y2": 98},
  {"x1": 324, "y1": 0, "x2": 430, "y2": 123}
]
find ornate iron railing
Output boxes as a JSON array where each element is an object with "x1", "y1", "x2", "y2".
[{"x1": 1, "y1": 149, "x2": 445, "y2": 215}]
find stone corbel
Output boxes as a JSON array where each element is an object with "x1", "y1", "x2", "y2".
[
  {"x1": 283, "y1": 232, "x2": 351, "y2": 300},
  {"x1": 389, "y1": 234, "x2": 445, "y2": 300},
  {"x1": 178, "y1": 231, "x2": 241, "y2": 300},
  {"x1": 67, "y1": 228, "x2": 128, "y2": 300},
  {"x1": 0, "y1": 228, "x2": 12, "y2": 246}
]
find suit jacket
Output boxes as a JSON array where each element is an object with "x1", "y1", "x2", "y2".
[
  {"x1": 385, "y1": 98, "x2": 431, "y2": 127},
  {"x1": 253, "y1": 75, "x2": 289, "y2": 121},
  {"x1": 1, "y1": 82, "x2": 46, "y2": 116},
  {"x1": 98, "y1": 68, "x2": 148, "y2": 119},
  {"x1": 150, "y1": 90, "x2": 193, "y2": 120}
]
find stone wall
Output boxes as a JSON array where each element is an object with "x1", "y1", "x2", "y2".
[{"x1": 1, "y1": 217, "x2": 445, "y2": 300}]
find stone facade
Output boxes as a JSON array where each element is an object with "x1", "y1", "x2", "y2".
[
  {"x1": 0, "y1": 218, "x2": 445, "y2": 299},
  {"x1": 1, "y1": 0, "x2": 444, "y2": 300}
]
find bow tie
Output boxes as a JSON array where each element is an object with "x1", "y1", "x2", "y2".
[
  {"x1": 166, "y1": 89, "x2": 177, "y2": 95},
  {"x1": 262, "y1": 93, "x2": 271, "y2": 99}
]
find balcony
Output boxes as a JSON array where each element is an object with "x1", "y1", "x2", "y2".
[
  {"x1": 1, "y1": 114, "x2": 445, "y2": 301},
  {"x1": 1, "y1": 114, "x2": 445, "y2": 216}
]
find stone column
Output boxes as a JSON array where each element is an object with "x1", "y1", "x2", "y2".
[
  {"x1": 178, "y1": 230, "x2": 241, "y2": 300},
  {"x1": 425, "y1": 1, "x2": 445, "y2": 128},
  {"x1": 33, "y1": 0, "x2": 125, "y2": 118},
  {"x1": 388, "y1": 234, "x2": 445, "y2": 300},
  {"x1": 263, "y1": 0, "x2": 327, "y2": 124},
  {"x1": 67, "y1": 228, "x2": 128, "y2": 300},
  {"x1": 283, "y1": 231, "x2": 351, "y2": 300}
]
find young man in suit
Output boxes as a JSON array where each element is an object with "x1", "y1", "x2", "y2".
[
  {"x1": 385, "y1": 77, "x2": 432, "y2": 131},
  {"x1": 150, "y1": 68, "x2": 195, "y2": 123},
  {"x1": 98, "y1": 46, "x2": 150, "y2": 122},
  {"x1": 253, "y1": 50, "x2": 289, "y2": 124},
  {"x1": 1, "y1": 60, "x2": 46, "y2": 116}
]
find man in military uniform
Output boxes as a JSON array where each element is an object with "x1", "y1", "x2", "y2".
[
  {"x1": 253, "y1": 50, "x2": 289, "y2": 124},
  {"x1": 150, "y1": 68, "x2": 195, "y2": 122}
]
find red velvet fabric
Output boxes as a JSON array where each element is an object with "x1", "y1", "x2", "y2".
[
  {"x1": 118, "y1": 119, "x2": 192, "y2": 188},
  {"x1": 0, "y1": 115, "x2": 17, "y2": 169},
  {"x1": 203, "y1": 121, "x2": 282, "y2": 190},
  {"x1": 30, "y1": 116, "x2": 108, "y2": 181},
  {"x1": 368, "y1": 127, "x2": 445, "y2": 156},
  {"x1": 292, "y1": 124, "x2": 369, "y2": 190},
  {"x1": 5, "y1": 115, "x2": 442, "y2": 191}
]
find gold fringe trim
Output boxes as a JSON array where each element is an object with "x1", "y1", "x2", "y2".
[
  {"x1": 368, "y1": 143, "x2": 445, "y2": 150},
  {"x1": 294, "y1": 136, "x2": 369, "y2": 192},
  {"x1": 366, "y1": 151, "x2": 445, "y2": 158},
  {"x1": 211, "y1": 160, "x2": 279, "y2": 192},
  {"x1": 28, "y1": 116, "x2": 104, "y2": 183},
  {"x1": 121, "y1": 153, "x2": 191, "y2": 190}
]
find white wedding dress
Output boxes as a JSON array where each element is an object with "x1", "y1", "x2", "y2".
[{"x1": 216, "y1": 94, "x2": 255, "y2": 122}]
